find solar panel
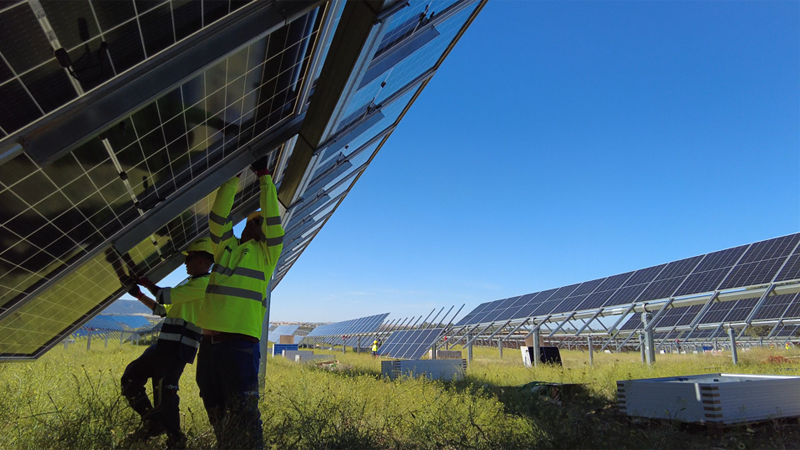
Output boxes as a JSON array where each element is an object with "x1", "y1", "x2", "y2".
[
  {"x1": 267, "y1": 324, "x2": 300, "y2": 343},
  {"x1": 305, "y1": 313, "x2": 389, "y2": 346},
  {"x1": 457, "y1": 233, "x2": 800, "y2": 329},
  {"x1": 377, "y1": 327, "x2": 444, "y2": 360},
  {"x1": 0, "y1": 0, "x2": 487, "y2": 359}
]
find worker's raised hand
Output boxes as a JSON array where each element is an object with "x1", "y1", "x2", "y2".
[
  {"x1": 128, "y1": 283, "x2": 143, "y2": 299},
  {"x1": 251, "y1": 156, "x2": 271, "y2": 177}
]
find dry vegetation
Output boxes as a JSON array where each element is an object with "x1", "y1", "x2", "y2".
[{"x1": 1, "y1": 340, "x2": 800, "y2": 449}]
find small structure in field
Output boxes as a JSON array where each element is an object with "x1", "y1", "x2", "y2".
[{"x1": 618, "y1": 374, "x2": 800, "y2": 425}]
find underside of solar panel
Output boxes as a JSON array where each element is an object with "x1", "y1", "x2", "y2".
[{"x1": 0, "y1": 0, "x2": 487, "y2": 360}]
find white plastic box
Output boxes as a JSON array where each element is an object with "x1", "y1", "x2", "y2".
[
  {"x1": 381, "y1": 359, "x2": 467, "y2": 381},
  {"x1": 618, "y1": 374, "x2": 800, "y2": 424}
]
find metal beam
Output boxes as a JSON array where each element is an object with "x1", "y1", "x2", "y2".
[
  {"x1": 575, "y1": 310, "x2": 602, "y2": 336},
  {"x1": 278, "y1": 0, "x2": 389, "y2": 206},
  {"x1": 548, "y1": 312, "x2": 575, "y2": 337},
  {"x1": 5, "y1": 0, "x2": 322, "y2": 168},
  {"x1": 644, "y1": 298, "x2": 674, "y2": 332},
  {"x1": 113, "y1": 114, "x2": 303, "y2": 253}
]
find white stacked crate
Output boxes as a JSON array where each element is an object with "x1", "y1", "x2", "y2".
[{"x1": 618, "y1": 374, "x2": 800, "y2": 425}]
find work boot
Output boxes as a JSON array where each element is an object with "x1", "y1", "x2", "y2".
[
  {"x1": 165, "y1": 433, "x2": 187, "y2": 450},
  {"x1": 126, "y1": 420, "x2": 166, "y2": 442}
]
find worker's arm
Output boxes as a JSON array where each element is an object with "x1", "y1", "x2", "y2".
[
  {"x1": 252, "y1": 158, "x2": 284, "y2": 265},
  {"x1": 136, "y1": 277, "x2": 161, "y2": 297},
  {"x1": 209, "y1": 177, "x2": 239, "y2": 257},
  {"x1": 155, "y1": 277, "x2": 207, "y2": 306}
]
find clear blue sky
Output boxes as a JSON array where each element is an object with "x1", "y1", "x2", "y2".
[{"x1": 150, "y1": 0, "x2": 799, "y2": 324}]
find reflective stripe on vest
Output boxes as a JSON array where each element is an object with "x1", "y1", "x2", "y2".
[
  {"x1": 206, "y1": 284, "x2": 265, "y2": 305},
  {"x1": 212, "y1": 265, "x2": 266, "y2": 281}
]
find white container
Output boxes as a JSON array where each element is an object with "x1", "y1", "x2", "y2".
[
  {"x1": 618, "y1": 374, "x2": 800, "y2": 424},
  {"x1": 381, "y1": 359, "x2": 467, "y2": 381}
]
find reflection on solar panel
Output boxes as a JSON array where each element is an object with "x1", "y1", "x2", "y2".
[
  {"x1": 0, "y1": 0, "x2": 487, "y2": 359},
  {"x1": 377, "y1": 327, "x2": 444, "y2": 360},
  {"x1": 267, "y1": 324, "x2": 300, "y2": 343},
  {"x1": 456, "y1": 233, "x2": 800, "y2": 328}
]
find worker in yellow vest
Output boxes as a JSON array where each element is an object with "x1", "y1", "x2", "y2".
[
  {"x1": 372, "y1": 340, "x2": 379, "y2": 356},
  {"x1": 121, "y1": 238, "x2": 213, "y2": 448},
  {"x1": 195, "y1": 156, "x2": 283, "y2": 449}
]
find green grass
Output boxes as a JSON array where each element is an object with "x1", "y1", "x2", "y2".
[{"x1": 1, "y1": 340, "x2": 800, "y2": 449}]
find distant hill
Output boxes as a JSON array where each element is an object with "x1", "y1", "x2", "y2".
[{"x1": 101, "y1": 299, "x2": 151, "y2": 315}]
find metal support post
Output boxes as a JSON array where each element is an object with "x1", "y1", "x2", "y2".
[
  {"x1": 466, "y1": 332, "x2": 473, "y2": 365},
  {"x1": 728, "y1": 326, "x2": 738, "y2": 365},
  {"x1": 87, "y1": 331, "x2": 92, "y2": 351},
  {"x1": 342, "y1": 338, "x2": 346, "y2": 354},
  {"x1": 588, "y1": 336, "x2": 594, "y2": 366},
  {"x1": 642, "y1": 312, "x2": 655, "y2": 365},
  {"x1": 532, "y1": 328, "x2": 540, "y2": 368},
  {"x1": 431, "y1": 344, "x2": 437, "y2": 360},
  {"x1": 105, "y1": 335, "x2": 109, "y2": 348},
  {"x1": 357, "y1": 337, "x2": 361, "y2": 354},
  {"x1": 498, "y1": 340, "x2": 503, "y2": 359},
  {"x1": 120, "y1": 331, "x2": 124, "y2": 346},
  {"x1": 639, "y1": 333, "x2": 645, "y2": 364}
]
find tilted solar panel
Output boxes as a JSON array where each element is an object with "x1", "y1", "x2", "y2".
[
  {"x1": 0, "y1": 0, "x2": 488, "y2": 359},
  {"x1": 377, "y1": 327, "x2": 444, "y2": 360}
]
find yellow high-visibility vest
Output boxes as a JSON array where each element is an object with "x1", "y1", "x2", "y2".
[
  {"x1": 372, "y1": 343, "x2": 378, "y2": 352},
  {"x1": 197, "y1": 175, "x2": 284, "y2": 339},
  {"x1": 155, "y1": 274, "x2": 207, "y2": 362}
]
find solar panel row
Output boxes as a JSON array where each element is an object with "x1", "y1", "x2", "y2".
[
  {"x1": 456, "y1": 233, "x2": 800, "y2": 327},
  {"x1": 377, "y1": 327, "x2": 444, "y2": 360}
]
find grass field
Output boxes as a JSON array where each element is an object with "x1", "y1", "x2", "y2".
[{"x1": 2, "y1": 340, "x2": 800, "y2": 449}]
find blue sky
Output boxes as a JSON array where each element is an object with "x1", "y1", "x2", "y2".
[{"x1": 149, "y1": 0, "x2": 799, "y2": 323}]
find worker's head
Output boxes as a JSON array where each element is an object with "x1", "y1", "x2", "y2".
[
  {"x1": 240, "y1": 211, "x2": 266, "y2": 244},
  {"x1": 374, "y1": 340, "x2": 378, "y2": 344},
  {"x1": 182, "y1": 238, "x2": 214, "y2": 276}
]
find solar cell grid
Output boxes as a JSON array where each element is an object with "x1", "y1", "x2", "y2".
[
  {"x1": 699, "y1": 302, "x2": 729, "y2": 325},
  {"x1": 0, "y1": 0, "x2": 260, "y2": 135},
  {"x1": 623, "y1": 264, "x2": 666, "y2": 287},
  {"x1": 753, "y1": 294, "x2": 797, "y2": 321},
  {"x1": 620, "y1": 314, "x2": 641, "y2": 331},
  {"x1": 491, "y1": 296, "x2": 529, "y2": 322},
  {"x1": 602, "y1": 283, "x2": 648, "y2": 307},
  {"x1": 338, "y1": 1, "x2": 477, "y2": 133},
  {"x1": 738, "y1": 234, "x2": 800, "y2": 264},
  {"x1": 655, "y1": 256, "x2": 703, "y2": 280},
  {"x1": 570, "y1": 278, "x2": 605, "y2": 296},
  {"x1": 674, "y1": 305, "x2": 703, "y2": 327},
  {"x1": 652, "y1": 306, "x2": 686, "y2": 328},
  {"x1": 550, "y1": 294, "x2": 587, "y2": 315},
  {"x1": 673, "y1": 267, "x2": 730, "y2": 296},
  {"x1": 638, "y1": 276, "x2": 686, "y2": 302},
  {"x1": 479, "y1": 296, "x2": 517, "y2": 323},
  {"x1": 548, "y1": 283, "x2": 581, "y2": 301},
  {"x1": 693, "y1": 246, "x2": 749, "y2": 272},
  {"x1": 776, "y1": 255, "x2": 800, "y2": 282},
  {"x1": 719, "y1": 258, "x2": 786, "y2": 289},
  {"x1": 511, "y1": 289, "x2": 552, "y2": 319},
  {"x1": 0, "y1": 13, "x2": 321, "y2": 315},
  {"x1": 722, "y1": 298, "x2": 759, "y2": 322},
  {"x1": 377, "y1": 327, "x2": 443, "y2": 359},
  {"x1": 780, "y1": 295, "x2": 800, "y2": 320},
  {"x1": 575, "y1": 289, "x2": 614, "y2": 311},
  {"x1": 596, "y1": 272, "x2": 634, "y2": 292}
]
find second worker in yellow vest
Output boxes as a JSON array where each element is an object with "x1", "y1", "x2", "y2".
[{"x1": 195, "y1": 156, "x2": 284, "y2": 450}]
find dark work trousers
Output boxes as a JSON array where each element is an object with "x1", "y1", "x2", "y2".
[
  {"x1": 121, "y1": 344, "x2": 186, "y2": 440},
  {"x1": 196, "y1": 339, "x2": 263, "y2": 449}
]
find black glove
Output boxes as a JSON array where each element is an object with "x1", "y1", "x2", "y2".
[
  {"x1": 127, "y1": 283, "x2": 142, "y2": 299},
  {"x1": 251, "y1": 156, "x2": 271, "y2": 177}
]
